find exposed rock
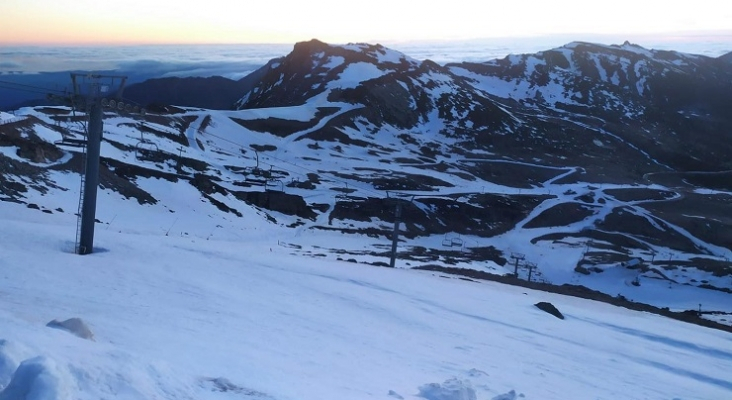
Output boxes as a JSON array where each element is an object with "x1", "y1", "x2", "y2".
[
  {"x1": 233, "y1": 191, "x2": 316, "y2": 220},
  {"x1": 534, "y1": 302, "x2": 564, "y2": 320}
]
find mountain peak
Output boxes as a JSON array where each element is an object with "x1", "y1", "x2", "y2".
[
  {"x1": 236, "y1": 40, "x2": 424, "y2": 110},
  {"x1": 292, "y1": 38, "x2": 331, "y2": 54},
  {"x1": 557, "y1": 40, "x2": 654, "y2": 57},
  {"x1": 291, "y1": 39, "x2": 416, "y2": 67}
]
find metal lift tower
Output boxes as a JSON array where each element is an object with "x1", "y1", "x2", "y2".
[
  {"x1": 71, "y1": 73, "x2": 127, "y2": 255},
  {"x1": 386, "y1": 192, "x2": 415, "y2": 268}
]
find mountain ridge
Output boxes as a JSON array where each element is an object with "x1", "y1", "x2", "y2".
[{"x1": 1, "y1": 39, "x2": 731, "y2": 322}]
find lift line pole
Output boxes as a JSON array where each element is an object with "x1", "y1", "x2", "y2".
[
  {"x1": 387, "y1": 192, "x2": 415, "y2": 268},
  {"x1": 77, "y1": 101, "x2": 102, "y2": 254},
  {"x1": 389, "y1": 201, "x2": 403, "y2": 268},
  {"x1": 72, "y1": 73, "x2": 128, "y2": 255},
  {"x1": 510, "y1": 252, "x2": 525, "y2": 277}
]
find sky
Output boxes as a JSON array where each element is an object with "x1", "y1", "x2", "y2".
[{"x1": 1, "y1": 0, "x2": 731, "y2": 45}]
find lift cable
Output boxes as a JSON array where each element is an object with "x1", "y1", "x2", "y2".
[{"x1": 0, "y1": 80, "x2": 68, "y2": 96}]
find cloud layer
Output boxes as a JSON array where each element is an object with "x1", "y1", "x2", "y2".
[{"x1": 2, "y1": 35, "x2": 730, "y2": 78}]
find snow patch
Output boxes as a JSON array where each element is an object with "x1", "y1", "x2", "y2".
[
  {"x1": 321, "y1": 56, "x2": 344, "y2": 70},
  {"x1": 634, "y1": 61, "x2": 648, "y2": 95},
  {"x1": 525, "y1": 55, "x2": 546, "y2": 75},
  {"x1": 591, "y1": 54, "x2": 608, "y2": 81},
  {"x1": 30, "y1": 126, "x2": 61, "y2": 144},
  {"x1": 326, "y1": 62, "x2": 385, "y2": 89},
  {"x1": 340, "y1": 43, "x2": 414, "y2": 65},
  {"x1": 0, "y1": 112, "x2": 24, "y2": 125}
]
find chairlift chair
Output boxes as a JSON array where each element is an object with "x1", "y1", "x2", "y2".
[
  {"x1": 265, "y1": 179, "x2": 284, "y2": 192},
  {"x1": 135, "y1": 140, "x2": 159, "y2": 161},
  {"x1": 442, "y1": 233, "x2": 458, "y2": 247},
  {"x1": 55, "y1": 137, "x2": 87, "y2": 148}
]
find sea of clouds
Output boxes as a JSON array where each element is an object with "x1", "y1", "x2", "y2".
[{"x1": 2, "y1": 33, "x2": 730, "y2": 78}]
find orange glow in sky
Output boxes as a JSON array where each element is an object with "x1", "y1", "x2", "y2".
[{"x1": 1, "y1": 0, "x2": 731, "y2": 45}]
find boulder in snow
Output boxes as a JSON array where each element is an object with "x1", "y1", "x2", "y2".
[
  {"x1": 46, "y1": 318, "x2": 94, "y2": 341},
  {"x1": 534, "y1": 302, "x2": 565, "y2": 320}
]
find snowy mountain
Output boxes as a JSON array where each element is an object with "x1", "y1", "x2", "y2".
[
  {"x1": 122, "y1": 57, "x2": 282, "y2": 110},
  {"x1": 1, "y1": 39, "x2": 732, "y2": 331},
  {"x1": 448, "y1": 41, "x2": 732, "y2": 172},
  {"x1": 235, "y1": 39, "x2": 514, "y2": 134}
]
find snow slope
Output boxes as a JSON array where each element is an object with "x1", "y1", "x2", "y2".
[
  {"x1": 0, "y1": 202, "x2": 730, "y2": 400},
  {"x1": 3, "y1": 104, "x2": 731, "y2": 321}
]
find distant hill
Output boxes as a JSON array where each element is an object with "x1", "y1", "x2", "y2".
[{"x1": 123, "y1": 58, "x2": 283, "y2": 110}]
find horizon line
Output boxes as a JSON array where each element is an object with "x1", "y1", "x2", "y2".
[{"x1": 2, "y1": 30, "x2": 732, "y2": 48}]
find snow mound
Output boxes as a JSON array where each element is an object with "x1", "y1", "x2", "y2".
[
  {"x1": 0, "y1": 340, "x2": 21, "y2": 389},
  {"x1": 418, "y1": 378, "x2": 477, "y2": 400},
  {"x1": 0, "y1": 356, "x2": 71, "y2": 400},
  {"x1": 46, "y1": 318, "x2": 94, "y2": 341}
]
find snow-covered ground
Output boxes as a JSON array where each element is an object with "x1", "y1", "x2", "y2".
[
  {"x1": 1, "y1": 201, "x2": 731, "y2": 400},
  {"x1": 5, "y1": 105, "x2": 732, "y2": 322},
  {"x1": 0, "y1": 111, "x2": 23, "y2": 126}
]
